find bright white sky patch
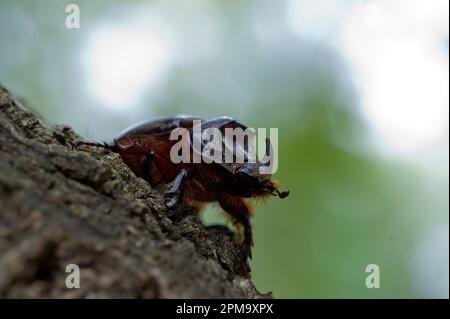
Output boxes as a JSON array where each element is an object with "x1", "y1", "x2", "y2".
[
  {"x1": 288, "y1": 0, "x2": 449, "y2": 155},
  {"x1": 84, "y1": 26, "x2": 169, "y2": 110},
  {"x1": 341, "y1": 0, "x2": 449, "y2": 154}
]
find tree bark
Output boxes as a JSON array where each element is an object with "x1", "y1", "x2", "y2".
[{"x1": 0, "y1": 85, "x2": 268, "y2": 298}]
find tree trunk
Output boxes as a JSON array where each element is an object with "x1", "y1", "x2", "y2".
[{"x1": 0, "y1": 85, "x2": 268, "y2": 298}]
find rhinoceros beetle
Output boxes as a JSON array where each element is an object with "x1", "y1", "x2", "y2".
[{"x1": 78, "y1": 115, "x2": 289, "y2": 262}]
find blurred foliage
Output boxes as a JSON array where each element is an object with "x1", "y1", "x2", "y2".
[{"x1": 0, "y1": 0, "x2": 448, "y2": 298}]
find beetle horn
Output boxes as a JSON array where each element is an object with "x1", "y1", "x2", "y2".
[{"x1": 261, "y1": 137, "x2": 273, "y2": 166}]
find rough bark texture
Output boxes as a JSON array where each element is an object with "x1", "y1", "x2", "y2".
[{"x1": 0, "y1": 85, "x2": 268, "y2": 298}]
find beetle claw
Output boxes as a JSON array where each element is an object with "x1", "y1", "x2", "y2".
[
  {"x1": 164, "y1": 192, "x2": 183, "y2": 220},
  {"x1": 237, "y1": 240, "x2": 252, "y2": 273},
  {"x1": 239, "y1": 235, "x2": 253, "y2": 261},
  {"x1": 242, "y1": 243, "x2": 252, "y2": 261}
]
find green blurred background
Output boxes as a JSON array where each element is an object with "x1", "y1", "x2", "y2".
[{"x1": 0, "y1": 0, "x2": 448, "y2": 298}]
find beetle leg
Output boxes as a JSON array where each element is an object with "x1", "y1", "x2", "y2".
[
  {"x1": 140, "y1": 150, "x2": 164, "y2": 186},
  {"x1": 218, "y1": 194, "x2": 253, "y2": 262},
  {"x1": 165, "y1": 169, "x2": 189, "y2": 220},
  {"x1": 114, "y1": 142, "x2": 165, "y2": 186}
]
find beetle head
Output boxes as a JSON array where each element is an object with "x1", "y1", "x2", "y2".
[{"x1": 233, "y1": 162, "x2": 289, "y2": 199}]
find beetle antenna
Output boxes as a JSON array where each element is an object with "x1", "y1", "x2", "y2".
[
  {"x1": 275, "y1": 189, "x2": 290, "y2": 199},
  {"x1": 73, "y1": 140, "x2": 117, "y2": 152}
]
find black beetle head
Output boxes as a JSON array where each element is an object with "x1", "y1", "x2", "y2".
[{"x1": 233, "y1": 163, "x2": 289, "y2": 199}]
